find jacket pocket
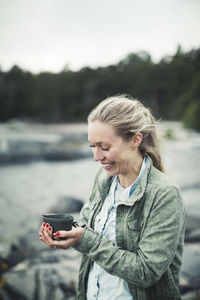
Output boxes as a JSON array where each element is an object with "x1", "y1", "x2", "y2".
[{"x1": 126, "y1": 218, "x2": 143, "y2": 251}]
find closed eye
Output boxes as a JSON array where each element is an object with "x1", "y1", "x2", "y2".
[{"x1": 89, "y1": 144, "x2": 109, "y2": 151}]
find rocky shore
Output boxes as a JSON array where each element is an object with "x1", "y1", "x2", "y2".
[
  {"x1": 0, "y1": 121, "x2": 200, "y2": 300},
  {"x1": 0, "y1": 121, "x2": 91, "y2": 165}
]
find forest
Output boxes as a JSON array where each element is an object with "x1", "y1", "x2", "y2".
[{"x1": 0, "y1": 46, "x2": 200, "y2": 130}]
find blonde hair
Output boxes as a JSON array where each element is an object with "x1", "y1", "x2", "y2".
[{"x1": 88, "y1": 95, "x2": 165, "y2": 172}]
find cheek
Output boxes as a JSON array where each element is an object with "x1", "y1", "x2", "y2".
[
  {"x1": 107, "y1": 150, "x2": 118, "y2": 162},
  {"x1": 108, "y1": 150, "x2": 124, "y2": 164},
  {"x1": 113, "y1": 149, "x2": 131, "y2": 165}
]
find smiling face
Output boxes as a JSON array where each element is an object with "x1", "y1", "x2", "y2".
[{"x1": 88, "y1": 120, "x2": 143, "y2": 186}]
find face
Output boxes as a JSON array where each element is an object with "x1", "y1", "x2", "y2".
[{"x1": 88, "y1": 121, "x2": 139, "y2": 180}]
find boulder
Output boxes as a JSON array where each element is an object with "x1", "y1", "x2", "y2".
[
  {"x1": 185, "y1": 215, "x2": 200, "y2": 243},
  {"x1": 180, "y1": 245, "x2": 200, "y2": 295},
  {"x1": 0, "y1": 229, "x2": 81, "y2": 300},
  {"x1": 49, "y1": 196, "x2": 84, "y2": 214},
  {"x1": 0, "y1": 247, "x2": 81, "y2": 300}
]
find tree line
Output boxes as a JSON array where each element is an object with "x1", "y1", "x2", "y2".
[{"x1": 0, "y1": 46, "x2": 200, "y2": 130}]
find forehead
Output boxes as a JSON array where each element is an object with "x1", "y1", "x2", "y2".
[{"x1": 88, "y1": 121, "x2": 117, "y2": 143}]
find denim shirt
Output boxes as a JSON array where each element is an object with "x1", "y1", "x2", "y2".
[{"x1": 86, "y1": 158, "x2": 146, "y2": 300}]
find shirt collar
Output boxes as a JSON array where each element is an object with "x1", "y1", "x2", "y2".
[{"x1": 111, "y1": 156, "x2": 147, "y2": 199}]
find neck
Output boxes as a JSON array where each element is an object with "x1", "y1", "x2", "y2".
[{"x1": 118, "y1": 153, "x2": 143, "y2": 188}]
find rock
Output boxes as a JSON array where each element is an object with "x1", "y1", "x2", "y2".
[
  {"x1": 0, "y1": 243, "x2": 26, "y2": 275},
  {"x1": 0, "y1": 246, "x2": 81, "y2": 300},
  {"x1": 0, "y1": 122, "x2": 91, "y2": 165},
  {"x1": 185, "y1": 228, "x2": 200, "y2": 243},
  {"x1": 0, "y1": 222, "x2": 82, "y2": 300},
  {"x1": 185, "y1": 215, "x2": 200, "y2": 233},
  {"x1": 18, "y1": 229, "x2": 46, "y2": 259},
  {"x1": 49, "y1": 196, "x2": 84, "y2": 214},
  {"x1": 0, "y1": 148, "x2": 91, "y2": 165},
  {"x1": 180, "y1": 245, "x2": 200, "y2": 294},
  {"x1": 185, "y1": 215, "x2": 200, "y2": 243}
]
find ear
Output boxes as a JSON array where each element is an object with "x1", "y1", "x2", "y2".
[{"x1": 132, "y1": 132, "x2": 143, "y2": 148}]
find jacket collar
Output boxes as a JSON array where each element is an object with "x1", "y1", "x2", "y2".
[{"x1": 125, "y1": 155, "x2": 152, "y2": 205}]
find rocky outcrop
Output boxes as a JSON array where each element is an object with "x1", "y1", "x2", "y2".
[
  {"x1": 0, "y1": 194, "x2": 84, "y2": 300},
  {"x1": 0, "y1": 241, "x2": 81, "y2": 300},
  {"x1": 49, "y1": 196, "x2": 83, "y2": 214},
  {"x1": 0, "y1": 122, "x2": 91, "y2": 164}
]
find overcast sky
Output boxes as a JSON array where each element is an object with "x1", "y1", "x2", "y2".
[{"x1": 0, "y1": 0, "x2": 200, "y2": 73}]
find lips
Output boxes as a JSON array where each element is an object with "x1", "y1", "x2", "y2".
[
  {"x1": 103, "y1": 163, "x2": 112, "y2": 167},
  {"x1": 101, "y1": 162, "x2": 113, "y2": 166},
  {"x1": 101, "y1": 162, "x2": 114, "y2": 170}
]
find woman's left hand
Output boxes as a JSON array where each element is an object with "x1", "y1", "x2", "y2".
[{"x1": 39, "y1": 223, "x2": 84, "y2": 249}]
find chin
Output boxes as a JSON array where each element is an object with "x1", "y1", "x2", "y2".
[{"x1": 105, "y1": 169, "x2": 118, "y2": 177}]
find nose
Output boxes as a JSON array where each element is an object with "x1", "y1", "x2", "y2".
[{"x1": 93, "y1": 148, "x2": 105, "y2": 162}]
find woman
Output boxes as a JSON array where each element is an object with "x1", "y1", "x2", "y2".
[{"x1": 39, "y1": 95, "x2": 186, "y2": 300}]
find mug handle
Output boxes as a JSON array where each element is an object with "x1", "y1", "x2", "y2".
[{"x1": 73, "y1": 221, "x2": 79, "y2": 228}]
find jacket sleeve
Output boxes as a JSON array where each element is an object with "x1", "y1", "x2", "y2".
[
  {"x1": 78, "y1": 201, "x2": 91, "y2": 227},
  {"x1": 74, "y1": 186, "x2": 186, "y2": 288}
]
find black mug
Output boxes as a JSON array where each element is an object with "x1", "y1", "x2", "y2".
[{"x1": 42, "y1": 213, "x2": 75, "y2": 234}]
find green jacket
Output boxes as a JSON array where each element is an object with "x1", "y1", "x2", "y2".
[{"x1": 74, "y1": 156, "x2": 186, "y2": 300}]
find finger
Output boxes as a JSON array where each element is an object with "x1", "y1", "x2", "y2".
[
  {"x1": 40, "y1": 226, "x2": 52, "y2": 243},
  {"x1": 39, "y1": 222, "x2": 46, "y2": 235},
  {"x1": 55, "y1": 230, "x2": 75, "y2": 239},
  {"x1": 53, "y1": 233, "x2": 60, "y2": 240},
  {"x1": 39, "y1": 231, "x2": 50, "y2": 247},
  {"x1": 55, "y1": 227, "x2": 84, "y2": 244},
  {"x1": 48, "y1": 225, "x2": 53, "y2": 237},
  {"x1": 44, "y1": 223, "x2": 50, "y2": 232},
  {"x1": 51, "y1": 236, "x2": 75, "y2": 249},
  {"x1": 43, "y1": 231, "x2": 59, "y2": 248},
  {"x1": 41, "y1": 231, "x2": 53, "y2": 247},
  {"x1": 43, "y1": 225, "x2": 53, "y2": 239},
  {"x1": 55, "y1": 227, "x2": 82, "y2": 239}
]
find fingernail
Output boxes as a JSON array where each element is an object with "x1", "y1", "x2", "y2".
[
  {"x1": 56, "y1": 232, "x2": 60, "y2": 236},
  {"x1": 43, "y1": 222, "x2": 46, "y2": 226},
  {"x1": 39, "y1": 233, "x2": 42, "y2": 236},
  {"x1": 49, "y1": 226, "x2": 52, "y2": 231},
  {"x1": 46, "y1": 224, "x2": 49, "y2": 228}
]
